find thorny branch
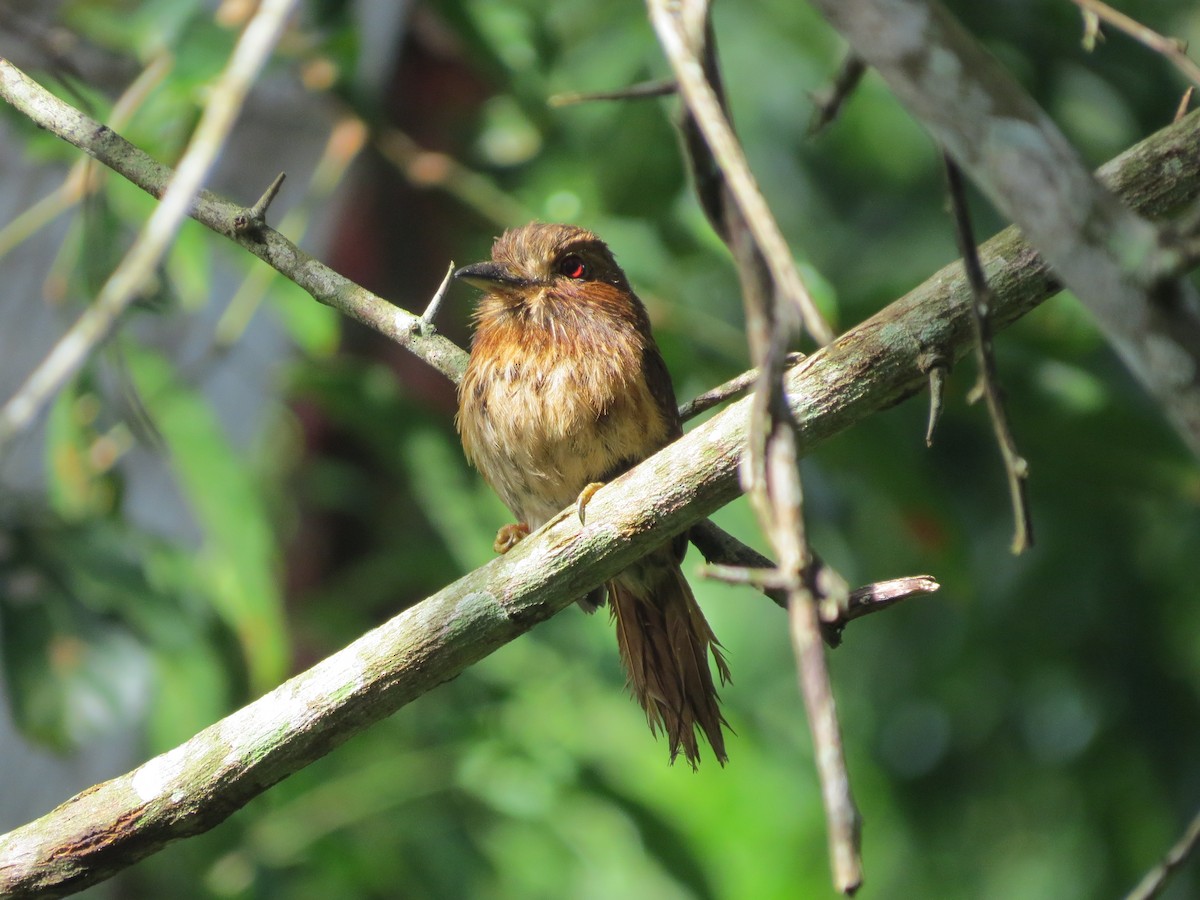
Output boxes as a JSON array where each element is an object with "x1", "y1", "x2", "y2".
[
  {"x1": 0, "y1": 58, "x2": 472, "y2": 388},
  {"x1": 0, "y1": 0, "x2": 300, "y2": 453}
]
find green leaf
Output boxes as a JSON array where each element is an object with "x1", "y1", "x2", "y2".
[
  {"x1": 268, "y1": 277, "x2": 341, "y2": 358},
  {"x1": 123, "y1": 346, "x2": 289, "y2": 690},
  {"x1": 166, "y1": 219, "x2": 213, "y2": 311},
  {"x1": 0, "y1": 516, "x2": 249, "y2": 749},
  {"x1": 0, "y1": 581, "x2": 150, "y2": 752},
  {"x1": 402, "y1": 426, "x2": 508, "y2": 572},
  {"x1": 45, "y1": 384, "x2": 101, "y2": 520}
]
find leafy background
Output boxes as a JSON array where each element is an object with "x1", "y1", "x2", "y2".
[{"x1": 0, "y1": 0, "x2": 1198, "y2": 897}]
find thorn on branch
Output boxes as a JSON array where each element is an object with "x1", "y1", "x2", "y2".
[
  {"x1": 917, "y1": 352, "x2": 949, "y2": 447},
  {"x1": 415, "y1": 261, "x2": 456, "y2": 335},
  {"x1": 233, "y1": 171, "x2": 286, "y2": 238},
  {"x1": 1176, "y1": 87, "x2": 1194, "y2": 123},
  {"x1": 943, "y1": 152, "x2": 1034, "y2": 555}
]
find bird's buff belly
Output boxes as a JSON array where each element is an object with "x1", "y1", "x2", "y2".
[{"x1": 461, "y1": 364, "x2": 667, "y2": 529}]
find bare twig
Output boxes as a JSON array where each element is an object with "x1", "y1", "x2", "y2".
[
  {"x1": 677, "y1": 352, "x2": 805, "y2": 421},
  {"x1": 789, "y1": 563, "x2": 861, "y2": 889},
  {"x1": 1125, "y1": 806, "x2": 1200, "y2": 900},
  {"x1": 646, "y1": 0, "x2": 833, "y2": 346},
  {"x1": 841, "y1": 575, "x2": 940, "y2": 620},
  {"x1": 691, "y1": 520, "x2": 939, "y2": 645},
  {"x1": 1070, "y1": 0, "x2": 1200, "y2": 90},
  {"x1": 771, "y1": 404, "x2": 861, "y2": 893},
  {"x1": 943, "y1": 153, "x2": 1033, "y2": 554},
  {"x1": 0, "y1": 0, "x2": 299, "y2": 453},
  {"x1": 650, "y1": 1, "x2": 859, "y2": 891},
  {"x1": 549, "y1": 79, "x2": 677, "y2": 107},
  {"x1": 809, "y1": 52, "x2": 867, "y2": 136}
]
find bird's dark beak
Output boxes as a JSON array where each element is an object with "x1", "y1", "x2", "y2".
[{"x1": 453, "y1": 261, "x2": 529, "y2": 290}]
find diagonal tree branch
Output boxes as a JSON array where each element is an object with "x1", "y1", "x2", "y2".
[
  {"x1": 0, "y1": 58, "x2": 917, "y2": 627},
  {"x1": 1, "y1": 111, "x2": 1198, "y2": 898},
  {"x1": 0, "y1": 58, "x2": 469, "y2": 395},
  {"x1": 808, "y1": 0, "x2": 1200, "y2": 458}
]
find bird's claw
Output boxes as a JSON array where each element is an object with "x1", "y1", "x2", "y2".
[
  {"x1": 493, "y1": 522, "x2": 530, "y2": 554},
  {"x1": 576, "y1": 482, "x2": 604, "y2": 524}
]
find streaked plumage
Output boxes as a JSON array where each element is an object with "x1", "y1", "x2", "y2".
[{"x1": 455, "y1": 223, "x2": 730, "y2": 766}]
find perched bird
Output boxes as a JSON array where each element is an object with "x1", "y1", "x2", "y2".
[{"x1": 454, "y1": 222, "x2": 730, "y2": 767}]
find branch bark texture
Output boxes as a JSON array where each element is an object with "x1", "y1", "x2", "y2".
[
  {"x1": 808, "y1": 0, "x2": 1200, "y2": 457},
  {"x1": 1, "y1": 111, "x2": 1198, "y2": 898}
]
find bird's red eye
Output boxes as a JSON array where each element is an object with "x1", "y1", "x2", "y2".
[{"x1": 558, "y1": 254, "x2": 587, "y2": 279}]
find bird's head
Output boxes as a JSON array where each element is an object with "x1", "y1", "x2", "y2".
[{"x1": 454, "y1": 223, "x2": 635, "y2": 310}]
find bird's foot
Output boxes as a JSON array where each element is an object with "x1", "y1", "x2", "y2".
[
  {"x1": 576, "y1": 482, "x2": 604, "y2": 524},
  {"x1": 493, "y1": 522, "x2": 530, "y2": 554}
]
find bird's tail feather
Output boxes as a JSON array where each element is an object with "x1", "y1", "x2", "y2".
[{"x1": 608, "y1": 563, "x2": 730, "y2": 767}]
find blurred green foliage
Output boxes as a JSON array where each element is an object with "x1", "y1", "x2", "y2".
[{"x1": 1, "y1": 0, "x2": 1198, "y2": 898}]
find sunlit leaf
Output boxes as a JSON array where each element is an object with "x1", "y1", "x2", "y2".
[
  {"x1": 267, "y1": 278, "x2": 341, "y2": 358},
  {"x1": 0, "y1": 578, "x2": 150, "y2": 752},
  {"x1": 123, "y1": 345, "x2": 289, "y2": 690}
]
